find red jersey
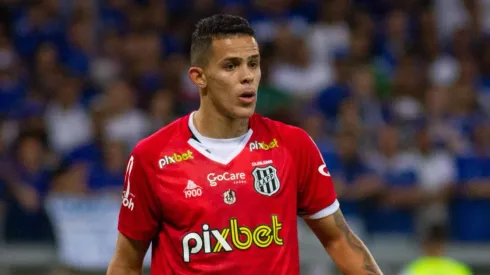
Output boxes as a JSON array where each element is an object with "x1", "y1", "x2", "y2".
[{"x1": 118, "y1": 113, "x2": 338, "y2": 275}]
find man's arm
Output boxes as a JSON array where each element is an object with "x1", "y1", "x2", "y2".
[
  {"x1": 305, "y1": 209, "x2": 382, "y2": 275},
  {"x1": 289, "y1": 128, "x2": 382, "y2": 274},
  {"x1": 107, "y1": 233, "x2": 151, "y2": 275},
  {"x1": 110, "y1": 147, "x2": 160, "y2": 274}
]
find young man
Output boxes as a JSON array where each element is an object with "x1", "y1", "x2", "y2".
[{"x1": 107, "y1": 14, "x2": 382, "y2": 275}]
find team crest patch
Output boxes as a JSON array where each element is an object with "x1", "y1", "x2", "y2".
[
  {"x1": 223, "y1": 189, "x2": 236, "y2": 205},
  {"x1": 252, "y1": 165, "x2": 280, "y2": 196}
]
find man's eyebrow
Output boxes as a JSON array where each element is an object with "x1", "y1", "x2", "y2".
[
  {"x1": 220, "y1": 54, "x2": 260, "y2": 63},
  {"x1": 221, "y1": 57, "x2": 242, "y2": 63}
]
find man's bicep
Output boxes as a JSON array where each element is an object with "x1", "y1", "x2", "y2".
[
  {"x1": 110, "y1": 232, "x2": 151, "y2": 271},
  {"x1": 304, "y1": 209, "x2": 347, "y2": 247}
]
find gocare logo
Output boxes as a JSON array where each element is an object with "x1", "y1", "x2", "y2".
[
  {"x1": 207, "y1": 172, "x2": 246, "y2": 186},
  {"x1": 249, "y1": 138, "x2": 279, "y2": 152},
  {"x1": 182, "y1": 215, "x2": 283, "y2": 263},
  {"x1": 159, "y1": 150, "x2": 193, "y2": 168}
]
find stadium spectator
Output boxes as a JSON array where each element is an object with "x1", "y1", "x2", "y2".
[
  {"x1": 2, "y1": 132, "x2": 54, "y2": 243},
  {"x1": 322, "y1": 130, "x2": 383, "y2": 235},
  {"x1": 365, "y1": 125, "x2": 420, "y2": 235},
  {"x1": 399, "y1": 224, "x2": 473, "y2": 275},
  {"x1": 451, "y1": 120, "x2": 490, "y2": 242}
]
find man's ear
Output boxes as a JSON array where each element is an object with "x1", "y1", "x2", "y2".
[{"x1": 188, "y1": 67, "x2": 206, "y2": 88}]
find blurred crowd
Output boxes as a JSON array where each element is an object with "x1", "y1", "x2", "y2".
[{"x1": 0, "y1": 0, "x2": 490, "y2": 248}]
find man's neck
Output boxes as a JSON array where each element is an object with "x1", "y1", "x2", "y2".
[{"x1": 193, "y1": 109, "x2": 249, "y2": 139}]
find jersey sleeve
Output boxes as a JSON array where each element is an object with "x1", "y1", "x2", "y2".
[
  {"x1": 294, "y1": 129, "x2": 339, "y2": 219},
  {"x1": 118, "y1": 146, "x2": 160, "y2": 241}
]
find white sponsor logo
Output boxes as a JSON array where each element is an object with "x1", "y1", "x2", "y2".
[
  {"x1": 318, "y1": 164, "x2": 330, "y2": 177},
  {"x1": 307, "y1": 134, "x2": 330, "y2": 178},
  {"x1": 184, "y1": 180, "x2": 202, "y2": 198},
  {"x1": 206, "y1": 172, "x2": 246, "y2": 186},
  {"x1": 122, "y1": 156, "x2": 135, "y2": 211}
]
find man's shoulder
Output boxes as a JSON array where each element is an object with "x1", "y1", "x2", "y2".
[{"x1": 132, "y1": 115, "x2": 188, "y2": 157}]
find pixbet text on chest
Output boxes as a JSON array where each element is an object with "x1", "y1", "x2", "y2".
[{"x1": 249, "y1": 138, "x2": 278, "y2": 151}]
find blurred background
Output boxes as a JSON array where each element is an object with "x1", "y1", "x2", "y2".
[{"x1": 0, "y1": 0, "x2": 490, "y2": 274}]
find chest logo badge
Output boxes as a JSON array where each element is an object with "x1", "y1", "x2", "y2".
[
  {"x1": 252, "y1": 165, "x2": 280, "y2": 196},
  {"x1": 223, "y1": 189, "x2": 236, "y2": 205}
]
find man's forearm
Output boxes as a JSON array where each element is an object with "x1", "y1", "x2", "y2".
[{"x1": 326, "y1": 211, "x2": 382, "y2": 275}]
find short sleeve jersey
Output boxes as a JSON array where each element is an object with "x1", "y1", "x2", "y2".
[{"x1": 118, "y1": 113, "x2": 339, "y2": 275}]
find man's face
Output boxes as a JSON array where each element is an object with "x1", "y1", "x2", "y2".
[{"x1": 202, "y1": 35, "x2": 261, "y2": 119}]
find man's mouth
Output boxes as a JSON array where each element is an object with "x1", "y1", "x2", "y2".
[
  {"x1": 239, "y1": 91, "x2": 256, "y2": 103},
  {"x1": 240, "y1": 91, "x2": 255, "y2": 98}
]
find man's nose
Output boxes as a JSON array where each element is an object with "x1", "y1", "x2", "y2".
[{"x1": 241, "y1": 67, "x2": 254, "y2": 84}]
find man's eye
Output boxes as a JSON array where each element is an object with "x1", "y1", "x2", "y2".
[
  {"x1": 249, "y1": 62, "x2": 259, "y2": 68},
  {"x1": 224, "y1": 64, "x2": 235, "y2": 70}
]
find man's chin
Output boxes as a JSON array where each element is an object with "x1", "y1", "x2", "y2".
[{"x1": 231, "y1": 105, "x2": 256, "y2": 119}]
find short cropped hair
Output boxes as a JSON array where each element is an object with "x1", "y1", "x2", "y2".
[{"x1": 190, "y1": 14, "x2": 255, "y2": 67}]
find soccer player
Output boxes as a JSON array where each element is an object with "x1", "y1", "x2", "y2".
[{"x1": 107, "y1": 14, "x2": 382, "y2": 275}]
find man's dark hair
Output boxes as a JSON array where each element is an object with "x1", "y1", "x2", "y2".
[{"x1": 190, "y1": 14, "x2": 255, "y2": 67}]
